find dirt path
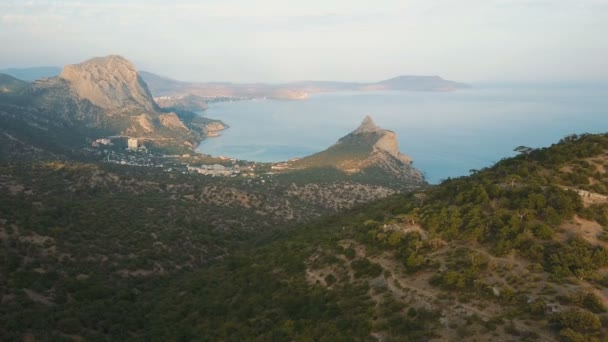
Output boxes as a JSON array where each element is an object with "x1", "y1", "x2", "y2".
[{"x1": 339, "y1": 239, "x2": 557, "y2": 342}]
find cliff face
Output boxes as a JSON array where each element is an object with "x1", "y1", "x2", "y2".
[
  {"x1": 295, "y1": 116, "x2": 424, "y2": 185},
  {"x1": 59, "y1": 55, "x2": 158, "y2": 112},
  {"x1": 0, "y1": 55, "x2": 225, "y2": 152},
  {"x1": 347, "y1": 116, "x2": 412, "y2": 164}
]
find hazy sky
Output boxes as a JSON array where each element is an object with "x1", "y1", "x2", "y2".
[{"x1": 1, "y1": 0, "x2": 607, "y2": 82}]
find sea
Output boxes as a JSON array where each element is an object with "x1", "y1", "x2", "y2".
[{"x1": 197, "y1": 83, "x2": 608, "y2": 184}]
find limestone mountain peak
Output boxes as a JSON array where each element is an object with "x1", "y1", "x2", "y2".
[
  {"x1": 295, "y1": 116, "x2": 424, "y2": 184},
  {"x1": 59, "y1": 55, "x2": 158, "y2": 112},
  {"x1": 353, "y1": 115, "x2": 381, "y2": 134}
]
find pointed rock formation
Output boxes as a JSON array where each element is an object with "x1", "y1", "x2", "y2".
[
  {"x1": 353, "y1": 115, "x2": 381, "y2": 134},
  {"x1": 295, "y1": 116, "x2": 424, "y2": 185},
  {"x1": 345, "y1": 116, "x2": 412, "y2": 163}
]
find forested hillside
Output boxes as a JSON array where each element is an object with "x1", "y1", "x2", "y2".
[
  {"x1": 150, "y1": 134, "x2": 608, "y2": 341},
  {"x1": 2, "y1": 133, "x2": 608, "y2": 341}
]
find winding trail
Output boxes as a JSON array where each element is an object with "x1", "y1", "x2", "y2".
[{"x1": 339, "y1": 239, "x2": 557, "y2": 341}]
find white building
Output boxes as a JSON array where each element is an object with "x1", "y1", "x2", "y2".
[
  {"x1": 127, "y1": 138, "x2": 138, "y2": 150},
  {"x1": 96, "y1": 138, "x2": 112, "y2": 145}
]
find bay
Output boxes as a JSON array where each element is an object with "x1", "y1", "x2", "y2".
[{"x1": 197, "y1": 83, "x2": 608, "y2": 184}]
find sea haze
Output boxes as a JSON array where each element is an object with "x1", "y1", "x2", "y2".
[{"x1": 197, "y1": 83, "x2": 608, "y2": 184}]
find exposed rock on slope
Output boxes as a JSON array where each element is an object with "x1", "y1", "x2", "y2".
[
  {"x1": 355, "y1": 116, "x2": 412, "y2": 164},
  {"x1": 294, "y1": 116, "x2": 424, "y2": 184},
  {"x1": 0, "y1": 55, "x2": 225, "y2": 152},
  {"x1": 59, "y1": 55, "x2": 158, "y2": 112}
]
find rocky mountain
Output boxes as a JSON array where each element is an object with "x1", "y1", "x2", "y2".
[
  {"x1": 140, "y1": 71, "x2": 469, "y2": 100},
  {"x1": 293, "y1": 116, "x2": 424, "y2": 185},
  {"x1": 2, "y1": 66, "x2": 468, "y2": 101},
  {"x1": 59, "y1": 55, "x2": 158, "y2": 112},
  {"x1": 0, "y1": 56, "x2": 224, "y2": 153}
]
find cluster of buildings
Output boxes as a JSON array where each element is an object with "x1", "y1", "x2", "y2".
[
  {"x1": 270, "y1": 158, "x2": 300, "y2": 171},
  {"x1": 101, "y1": 150, "x2": 162, "y2": 168},
  {"x1": 187, "y1": 164, "x2": 242, "y2": 177},
  {"x1": 90, "y1": 135, "x2": 272, "y2": 178},
  {"x1": 186, "y1": 162, "x2": 263, "y2": 177},
  {"x1": 127, "y1": 138, "x2": 138, "y2": 150},
  {"x1": 92, "y1": 138, "x2": 112, "y2": 146},
  {"x1": 91, "y1": 136, "x2": 141, "y2": 151}
]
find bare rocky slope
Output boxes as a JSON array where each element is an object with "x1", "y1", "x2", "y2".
[
  {"x1": 60, "y1": 55, "x2": 158, "y2": 112},
  {"x1": 293, "y1": 116, "x2": 425, "y2": 185},
  {"x1": 0, "y1": 55, "x2": 224, "y2": 153}
]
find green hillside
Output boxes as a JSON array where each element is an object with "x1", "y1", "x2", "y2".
[
  {"x1": 146, "y1": 133, "x2": 608, "y2": 341},
  {"x1": 295, "y1": 131, "x2": 379, "y2": 169},
  {"x1": 0, "y1": 73, "x2": 28, "y2": 93},
  {"x1": 2, "y1": 133, "x2": 608, "y2": 341}
]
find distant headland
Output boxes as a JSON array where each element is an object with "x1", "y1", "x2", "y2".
[
  {"x1": 0, "y1": 66, "x2": 469, "y2": 101},
  {"x1": 139, "y1": 72, "x2": 470, "y2": 100}
]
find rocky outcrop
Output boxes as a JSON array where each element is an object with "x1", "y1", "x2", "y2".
[
  {"x1": 159, "y1": 113, "x2": 188, "y2": 131},
  {"x1": 60, "y1": 55, "x2": 158, "y2": 112},
  {"x1": 134, "y1": 114, "x2": 154, "y2": 133},
  {"x1": 295, "y1": 116, "x2": 424, "y2": 185},
  {"x1": 352, "y1": 115, "x2": 381, "y2": 134},
  {"x1": 54, "y1": 55, "x2": 203, "y2": 146},
  {"x1": 0, "y1": 55, "x2": 227, "y2": 152},
  {"x1": 354, "y1": 116, "x2": 413, "y2": 164}
]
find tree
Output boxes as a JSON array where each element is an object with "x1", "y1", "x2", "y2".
[
  {"x1": 514, "y1": 146, "x2": 534, "y2": 158},
  {"x1": 506, "y1": 174, "x2": 522, "y2": 188},
  {"x1": 387, "y1": 231, "x2": 404, "y2": 246},
  {"x1": 397, "y1": 208, "x2": 420, "y2": 226},
  {"x1": 552, "y1": 309, "x2": 601, "y2": 334}
]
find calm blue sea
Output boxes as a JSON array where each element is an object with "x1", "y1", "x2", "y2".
[{"x1": 197, "y1": 83, "x2": 608, "y2": 184}]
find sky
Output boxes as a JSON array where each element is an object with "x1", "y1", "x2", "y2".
[{"x1": 0, "y1": 0, "x2": 607, "y2": 83}]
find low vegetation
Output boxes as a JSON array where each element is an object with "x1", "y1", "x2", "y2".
[{"x1": 2, "y1": 133, "x2": 608, "y2": 340}]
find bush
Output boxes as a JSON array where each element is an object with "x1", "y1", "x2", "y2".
[
  {"x1": 551, "y1": 309, "x2": 601, "y2": 334},
  {"x1": 351, "y1": 259, "x2": 382, "y2": 279}
]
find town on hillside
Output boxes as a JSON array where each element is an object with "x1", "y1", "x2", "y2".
[{"x1": 88, "y1": 135, "x2": 292, "y2": 179}]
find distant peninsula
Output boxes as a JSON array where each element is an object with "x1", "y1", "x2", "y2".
[
  {"x1": 140, "y1": 72, "x2": 470, "y2": 100},
  {"x1": 0, "y1": 66, "x2": 469, "y2": 101}
]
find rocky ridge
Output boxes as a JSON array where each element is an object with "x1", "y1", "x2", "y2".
[
  {"x1": 350, "y1": 115, "x2": 413, "y2": 164},
  {"x1": 294, "y1": 116, "x2": 424, "y2": 184},
  {"x1": 60, "y1": 55, "x2": 158, "y2": 112},
  {"x1": 0, "y1": 55, "x2": 225, "y2": 152}
]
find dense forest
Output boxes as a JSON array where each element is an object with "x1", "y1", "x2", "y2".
[{"x1": 2, "y1": 133, "x2": 608, "y2": 341}]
